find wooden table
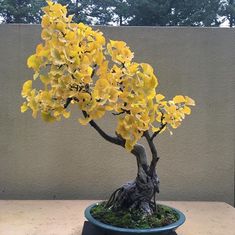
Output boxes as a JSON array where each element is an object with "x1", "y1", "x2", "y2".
[{"x1": 0, "y1": 200, "x2": 234, "y2": 235}]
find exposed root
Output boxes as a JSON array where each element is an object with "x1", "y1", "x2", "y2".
[
  {"x1": 106, "y1": 187, "x2": 122, "y2": 208},
  {"x1": 106, "y1": 175, "x2": 159, "y2": 216}
]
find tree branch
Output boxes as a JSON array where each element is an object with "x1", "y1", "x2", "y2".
[
  {"x1": 82, "y1": 111, "x2": 124, "y2": 146},
  {"x1": 112, "y1": 108, "x2": 130, "y2": 116},
  {"x1": 64, "y1": 97, "x2": 124, "y2": 146},
  {"x1": 132, "y1": 144, "x2": 149, "y2": 173},
  {"x1": 150, "y1": 123, "x2": 167, "y2": 141},
  {"x1": 144, "y1": 130, "x2": 159, "y2": 175},
  {"x1": 150, "y1": 112, "x2": 167, "y2": 140},
  {"x1": 82, "y1": 110, "x2": 149, "y2": 174},
  {"x1": 64, "y1": 97, "x2": 73, "y2": 109},
  {"x1": 64, "y1": 98, "x2": 149, "y2": 175},
  {"x1": 112, "y1": 111, "x2": 125, "y2": 116}
]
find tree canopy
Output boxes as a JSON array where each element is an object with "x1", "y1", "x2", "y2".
[
  {"x1": 0, "y1": 0, "x2": 234, "y2": 26},
  {"x1": 0, "y1": 0, "x2": 44, "y2": 23},
  {"x1": 21, "y1": 1, "x2": 195, "y2": 151},
  {"x1": 128, "y1": 0, "x2": 222, "y2": 26},
  {"x1": 220, "y1": 0, "x2": 235, "y2": 27}
]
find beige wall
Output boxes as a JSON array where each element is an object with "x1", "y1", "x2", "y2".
[{"x1": 0, "y1": 25, "x2": 234, "y2": 205}]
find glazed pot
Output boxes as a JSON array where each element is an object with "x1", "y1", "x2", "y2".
[{"x1": 84, "y1": 202, "x2": 186, "y2": 234}]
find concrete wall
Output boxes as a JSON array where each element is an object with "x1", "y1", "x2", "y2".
[{"x1": 0, "y1": 25, "x2": 234, "y2": 205}]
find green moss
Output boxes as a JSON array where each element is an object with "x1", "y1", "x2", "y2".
[{"x1": 90, "y1": 202, "x2": 179, "y2": 229}]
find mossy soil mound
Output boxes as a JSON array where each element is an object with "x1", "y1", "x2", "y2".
[{"x1": 90, "y1": 201, "x2": 179, "y2": 229}]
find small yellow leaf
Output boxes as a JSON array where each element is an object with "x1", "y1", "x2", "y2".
[
  {"x1": 20, "y1": 103, "x2": 28, "y2": 113},
  {"x1": 27, "y1": 54, "x2": 41, "y2": 71},
  {"x1": 40, "y1": 91, "x2": 51, "y2": 101},
  {"x1": 185, "y1": 96, "x2": 196, "y2": 106},
  {"x1": 63, "y1": 111, "x2": 70, "y2": 118},
  {"x1": 156, "y1": 94, "x2": 165, "y2": 102},
  {"x1": 91, "y1": 108, "x2": 105, "y2": 119},
  {"x1": 109, "y1": 40, "x2": 116, "y2": 46},
  {"x1": 78, "y1": 117, "x2": 91, "y2": 125},
  {"x1": 152, "y1": 126, "x2": 160, "y2": 133},
  {"x1": 33, "y1": 72, "x2": 39, "y2": 80},
  {"x1": 41, "y1": 15, "x2": 50, "y2": 28},
  {"x1": 41, "y1": 111, "x2": 56, "y2": 122},
  {"x1": 46, "y1": 1, "x2": 53, "y2": 7},
  {"x1": 183, "y1": 106, "x2": 191, "y2": 115},
  {"x1": 105, "y1": 105, "x2": 113, "y2": 111},
  {"x1": 40, "y1": 75, "x2": 50, "y2": 84},
  {"x1": 27, "y1": 55, "x2": 36, "y2": 68},
  {"x1": 32, "y1": 109, "x2": 38, "y2": 119},
  {"x1": 21, "y1": 80, "x2": 32, "y2": 97},
  {"x1": 173, "y1": 95, "x2": 185, "y2": 104},
  {"x1": 95, "y1": 79, "x2": 110, "y2": 90},
  {"x1": 54, "y1": 111, "x2": 61, "y2": 117},
  {"x1": 141, "y1": 63, "x2": 153, "y2": 75},
  {"x1": 167, "y1": 105, "x2": 177, "y2": 113},
  {"x1": 41, "y1": 28, "x2": 51, "y2": 40},
  {"x1": 78, "y1": 22, "x2": 86, "y2": 29},
  {"x1": 87, "y1": 66, "x2": 93, "y2": 76},
  {"x1": 51, "y1": 48, "x2": 64, "y2": 65},
  {"x1": 125, "y1": 139, "x2": 134, "y2": 152}
]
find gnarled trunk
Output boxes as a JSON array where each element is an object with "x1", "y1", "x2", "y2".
[
  {"x1": 79, "y1": 111, "x2": 161, "y2": 216},
  {"x1": 106, "y1": 144, "x2": 160, "y2": 215}
]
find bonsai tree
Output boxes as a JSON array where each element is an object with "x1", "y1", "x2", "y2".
[{"x1": 21, "y1": 1, "x2": 195, "y2": 216}]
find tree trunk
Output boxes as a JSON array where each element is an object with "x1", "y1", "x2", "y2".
[
  {"x1": 106, "y1": 144, "x2": 160, "y2": 215},
  {"x1": 78, "y1": 111, "x2": 161, "y2": 216},
  {"x1": 75, "y1": 0, "x2": 79, "y2": 20},
  {"x1": 119, "y1": 15, "x2": 123, "y2": 26}
]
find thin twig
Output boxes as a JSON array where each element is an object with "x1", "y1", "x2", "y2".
[
  {"x1": 112, "y1": 111, "x2": 125, "y2": 116},
  {"x1": 150, "y1": 123, "x2": 167, "y2": 141},
  {"x1": 64, "y1": 97, "x2": 72, "y2": 109}
]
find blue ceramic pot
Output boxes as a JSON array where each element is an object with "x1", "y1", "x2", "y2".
[{"x1": 84, "y1": 202, "x2": 186, "y2": 234}]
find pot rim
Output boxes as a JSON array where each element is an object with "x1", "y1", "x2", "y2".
[{"x1": 84, "y1": 202, "x2": 186, "y2": 234}]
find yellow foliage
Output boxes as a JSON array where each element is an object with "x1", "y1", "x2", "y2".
[
  {"x1": 156, "y1": 94, "x2": 165, "y2": 102},
  {"x1": 40, "y1": 75, "x2": 50, "y2": 84},
  {"x1": 21, "y1": 80, "x2": 32, "y2": 97},
  {"x1": 78, "y1": 117, "x2": 91, "y2": 125},
  {"x1": 21, "y1": 1, "x2": 195, "y2": 151},
  {"x1": 27, "y1": 55, "x2": 42, "y2": 71},
  {"x1": 41, "y1": 111, "x2": 56, "y2": 122},
  {"x1": 173, "y1": 95, "x2": 185, "y2": 103},
  {"x1": 20, "y1": 102, "x2": 28, "y2": 113},
  {"x1": 185, "y1": 96, "x2": 196, "y2": 106},
  {"x1": 63, "y1": 111, "x2": 71, "y2": 118}
]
